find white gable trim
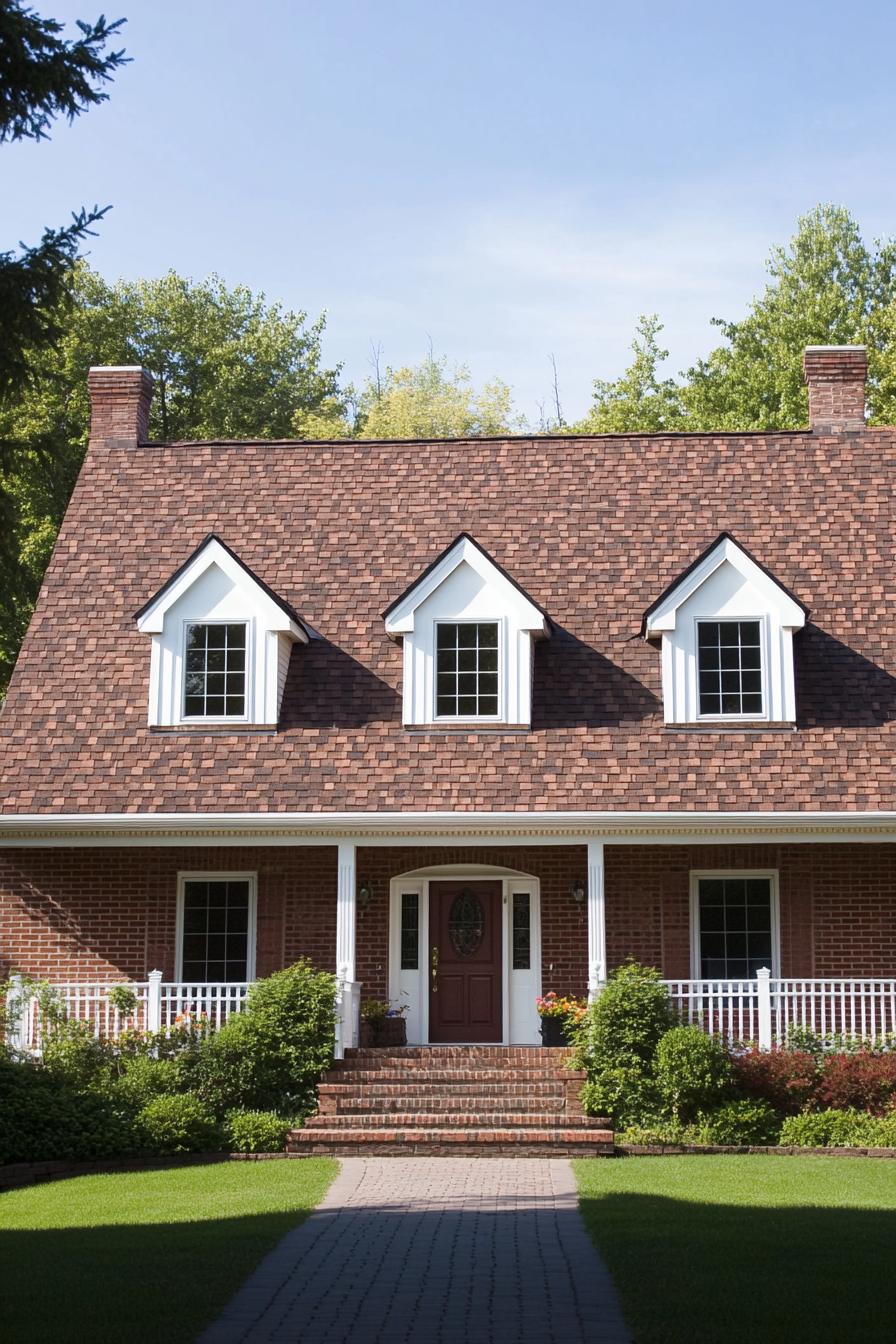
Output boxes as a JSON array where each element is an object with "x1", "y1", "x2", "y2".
[
  {"x1": 384, "y1": 535, "x2": 549, "y2": 637},
  {"x1": 644, "y1": 535, "x2": 805, "y2": 636},
  {"x1": 136, "y1": 537, "x2": 307, "y2": 640}
]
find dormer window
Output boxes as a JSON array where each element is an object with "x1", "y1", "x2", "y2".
[
  {"x1": 384, "y1": 533, "x2": 551, "y2": 729},
  {"x1": 697, "y1": 620, "x2": 763, "y2": 719},
  {"x1": 135, "y1": 535, "x2": 310, "y2": 728},
  {"x1": 436, "y1": 622, "x2": 499, "y2": 718},
  {"x1": 184, "y1": 622, "x2": 248, "y2": 719},
  {"x1": 643, "y1": 534, "x2": 807, "y2": 726}
]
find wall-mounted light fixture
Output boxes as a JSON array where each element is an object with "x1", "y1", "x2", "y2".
[
  {"x1": 358, "y1": 877, "x2": 374, "y2": 909},
  {"x1": 570, "y1": 879, "x2": 586, "y2": 906}
]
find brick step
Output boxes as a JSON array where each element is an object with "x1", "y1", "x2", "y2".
[
  {"x1": 288, "y1": 1127, "x2": 614, "y2": 1157},
  {"x1": 321, "y1": 1093, "x2": 572, "y2": 1115},
  {"x1": 321, "y1": 1068, "x2": 576, "y2": 1085},
  {"x1": 318, "y1": 1082, "x2": 570, "y2": 1104},
  {"x1": 344, "y1": 1048, "x2": 572, "y2": 1062},
  {"x1": 304, "y1": 1112, "x2": 610, "y2": 1130},
  {"x1": 327, "y1": 1063, "x2": 584, "y2": 1082}
]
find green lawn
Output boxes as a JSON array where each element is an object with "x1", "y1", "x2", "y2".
[
  {"x1": 0, "y1": 1158, "x2": 337, "y2": 1343},
  {"x1": 575, "y1": 1155, "x2": 896, "y2": 1344}
]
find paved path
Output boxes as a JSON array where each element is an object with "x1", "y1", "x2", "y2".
[{"x1": 200, "y1": 1157, "x2": 629, "y2": 1344}]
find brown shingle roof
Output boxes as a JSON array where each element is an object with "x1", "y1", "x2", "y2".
[{"x1": 1, "y1": 427, "x2": 894, "y2": 813}]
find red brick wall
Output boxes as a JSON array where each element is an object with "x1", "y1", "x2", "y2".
[
  {"x1": 0, "y1": 846, "x2": 335, "y2": 982},
  {"x1": 2, "y1": 841, "x2": 893, "y2": 988}
]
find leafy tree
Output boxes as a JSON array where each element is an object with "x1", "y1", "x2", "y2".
[
  {"x1": 683, "y1": 205, "x2": 896, "y2": 429},
  {"x1": 0, "y1": 265, "x2": 343, "y2": 691},
  {"x1": 347, "y1": 353, "x2": 521, "y2": 439},
  {"x1": 0, "y1": 2, "x2": 128, "y2": 393},
  {"x1": 574, "y1": 315, "x2": 685, "y2": 433}
]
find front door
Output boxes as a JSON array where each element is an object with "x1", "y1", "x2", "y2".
[{"x1": 428, "y1": 881, "x2": 502, "y2": 1042}]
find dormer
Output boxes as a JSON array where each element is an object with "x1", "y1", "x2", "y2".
[
  {"x1": 135, "y1": 535, "x2": 310, "y2": 727},
  {"x1": 384, "y1": 534, "x2": 551, "y2": 728},
  {"x1": 643, "y1": 533, "x2": 807, "y2": 725}
]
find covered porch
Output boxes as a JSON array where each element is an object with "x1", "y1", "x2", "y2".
[{"x1": 2, "y1": 810, "x2": 895, "y2": 1054}]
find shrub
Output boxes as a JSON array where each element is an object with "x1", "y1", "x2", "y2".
[
  {"x1": 113, "y1": 1055, "x2": 181, "y2": 1109},
  {"x1": 225, "y1": 1109, "x2": 293, "y2": 1153},
  {"x1": 196, "y1": 961, "x2": 336, "y2": 1117},
  {"x1": 136, "y1": 1094, "x2": 222, "y2": 1154},
  {"x1": 780, "y1": 1109, "x2": 896, "y2": 1148},
  {"x1": 730, "y1": 1047, "x2": 818, "y2": 1114},
  {"x1": 654, "y1": 1026, "x2": 733, "y2": 1121},
  {"x1": 816, "y1": 1051, "x2": 896, "y2": 1116},
  {"x1": 617, "y1": 1118, "x2": 697, "y2": 1146},
  {"x1": 694, "y1": 1099, "x2": 781, "y2": 1146},
  {"x1": 40, "y1": 1020, "x2": 114, "y2": 1090},
  {"x1": 573, "y1": 963, "x2": 677, "y2": 1074},
  {"x1": 0, "y1": 1056, "x2": 136, "y2": 1164},
  {"x1": 581, "y1": 1064, "x2": 661, "y2": 1128}
]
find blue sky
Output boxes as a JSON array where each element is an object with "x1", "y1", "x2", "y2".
[{"x1": 4, "y1": 0, "x2": 896, "y2": 420}]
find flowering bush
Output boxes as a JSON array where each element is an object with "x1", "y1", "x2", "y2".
[
  {"x1": 536, "y1": 992, "x2": 587, "y2": 1023},
  {"x1": 816, "y1": 1051, "x2": 896, "y2": 1115},
  {"x1": 729, "y1": 1047, "x2": 818, "y2": 1114}
]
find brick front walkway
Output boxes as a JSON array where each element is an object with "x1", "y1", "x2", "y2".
[{"x1": 200, "y1": 1157, "x2": 629, "y2": 1344}]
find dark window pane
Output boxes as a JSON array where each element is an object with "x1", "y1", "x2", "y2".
[
  {"x1": 700, "y1": 879, "x2": 723, "y2": 901},
  {"x1": 479, "y1": 696, "x2": 498, "y2": 715},
  {"x1": 226, "y1": 624, "x2": 246, "y2": 645},
  {"x1": 743, "y1": 694, "x2": 763, "y2": 715},
  {"x1": 700, "y1": 695, "x2": 721, "y2": 715},
  {"x1": 479, "y1": 624, "x2": 498, "y2": 647},
  {"x1": 400, "y1": 891, "x2": 419, "y2": 970},
  {"x1": 512, "y1": 892, "x2": 531, "y2": 969},
  {"x1": 719, "y1": 622, "x2": 740, "y2": 644},
  {"x1": 225, "y1": 960, "x2": 248, "y2": 981},
  {"x1": 746, "y1": 879, "x2": 770, "y2": 901},
  {"x1": 741, "y1": 621, "x2": 760, "y2": 644},
  {"x1": 184, "y1": 696, "x2": 205, "y2": 717},
  {"x1": 227, "y1": 905, "x2": 249, "y2": 933},
  {"x1": 228, "y1": 648, "x2": 245, "y2": 671},
  {"x1": 436, "y1": 695, "x2": 455, "y2": 716},
  {"x1": 205, "y1": 696, "x2": 225, "y2": 715},
  {"x1": 458, "y1": 673, "x2": 478, "y2": 695},
  {"x1": 458, "y1": 696, "x2": 477, "y2": 714},
  {"x1": 458, "y1": 649, "x2": 476, "y2": 671},
  {"x1": 206, "y1": 649, "x2": 225, "y2": 672},
  {"x1": 437, "y1": 649, "x2": 456, "y2": 671},
  {"x1": 225, "y1": 696, "x2": 245, "y2": 715},
  {"x1": 458, "y1": 625, "x2": 477, "y2": 647},
  {"x1": 700, "y1": 905, "x2": 725, "y2": 932},
  {"x1": 698, "y1": 624, "x2": 717, "y2": 648},
  {"x1": 721, "y1": 693, "x2": 741, "y2": 714},
  {"x1": 479, "y1": 648, "x2": 498, "y2": 672},
  {"x1": 206, "y1": 907, "x2": 227, "y2": 933}
]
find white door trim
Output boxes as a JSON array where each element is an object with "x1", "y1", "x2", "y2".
[{"x1": 388, "y1": 864, "x2": 542, "y2": 1044}]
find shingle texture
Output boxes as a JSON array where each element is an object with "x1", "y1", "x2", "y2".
[{"x1": 1, "y1": 426, "x2": 894, "y2": 813}]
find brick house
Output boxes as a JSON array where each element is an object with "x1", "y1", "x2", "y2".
[{"x1": 1, "y1": 347, "x2": 894, "y2": 1060}]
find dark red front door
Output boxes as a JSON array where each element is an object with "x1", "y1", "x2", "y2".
[{"x1": 429, "y1": 881, "x2": 502, "y2": 1042}]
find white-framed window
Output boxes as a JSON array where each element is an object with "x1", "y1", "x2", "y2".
[
  {"x1": 176, "y1": 872, "x2": 257, "y2": 982},
  {"x1": 696, "y1": 618, "x2": 764, "y2": 719},
  {"x1": 135, "y1": 535, "x2": 309, "y2": 728},
  {"x1": 644, "y1": 534, "x2": 806, "y2": 725},
  {"x1": 690, "y1": 870, "x2": 779, "y2": 979},
  {"x1": 435, "y1": 619, "x2": 501, "y2": 720},
  {"x1": 183, "y1": 621, "x2": 249, "y2": 719},
  {"x1": 383, "y1": 534, "x2": 550, "y2": 728}
]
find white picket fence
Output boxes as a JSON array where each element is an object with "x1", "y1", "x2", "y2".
[
  {"x1": 663, "y1": 970, "x2": 896, "y2": 1049},
  {"x1": 5, "y1": 970, "x2": 362, "y2": 1058}
]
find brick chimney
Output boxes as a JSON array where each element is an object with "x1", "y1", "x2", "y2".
[
  {"x1": 803, "y1": 346, "x2": 867, "y2": 433},
  {"x1": 87, "y1": 366, "x2": 154, "y2": 445}
]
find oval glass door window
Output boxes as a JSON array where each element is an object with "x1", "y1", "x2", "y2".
[{"x1": 449, "y1": 888, "x2": 485, "y2": 957}]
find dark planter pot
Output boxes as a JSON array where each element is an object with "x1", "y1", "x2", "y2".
[
  {"x1": 359, "y1": 1020, "x2": 376, "y2": 1047},
  {"x1": 376, "y1": 1016, "x2": 407, "y2": 1047},
  {"x1": 540, "y1": 1015, "x2": 572, "y2": 1047}
]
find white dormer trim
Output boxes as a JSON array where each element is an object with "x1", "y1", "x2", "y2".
[
  {"x1": 644, "y1": 534, "x2": 807, "y2": 725},
  {"x1": 135, "y1": 536, "x2": 309, "y2": 728},
  {"x1": 384, "y1": 534, "x2": 550, "y2": 728}
]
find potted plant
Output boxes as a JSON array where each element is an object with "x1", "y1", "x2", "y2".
[
  {"x1": 536, "y1": 991, "x2": 587, "y2": 1046},
  {"x1": 360, "y1": 998, "x2": 408, "y2": 1046}
]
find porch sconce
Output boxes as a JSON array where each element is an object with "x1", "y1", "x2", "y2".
[
  {"x1": 570, "y1": 879, "x2": 586, "y2": 906},
  {"x1": 358, "y1": 877, "x2": 374, "y2": 909}
]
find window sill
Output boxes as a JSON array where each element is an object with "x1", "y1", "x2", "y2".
[
  {"x1": 406, "y1": 723, "x2": 531, "y2": 734},
  {"x1": 665, "y1": 722, "x2": 797, "y2": 734},
  {"x1": 149, "y1": 723, "x2": 277, "y2": 735}
]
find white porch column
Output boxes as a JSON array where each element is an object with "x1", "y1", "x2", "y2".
[
  {"x1": 335, "y1": 839, "x2": 357, "y2": 983},
  {"x1": 587, "y1": 839, "x2": 607, "y2": 1001}
]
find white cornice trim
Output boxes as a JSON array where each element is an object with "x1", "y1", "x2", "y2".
[
  {"x1": 645, "y1": 535, "x2": 806, "y2": 635},
  {"x1": 0, "y1": 810, "x2": 894, "y2": 847},
  {"x1": 385, "y1": 536, "x2": 549, "y2": 637}
]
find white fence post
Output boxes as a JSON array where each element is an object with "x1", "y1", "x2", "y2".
[
  {"x1": 146, "y1": 969, "x2": 163, "y2": 1033},
  {"x1": 6, "y1": 974, "x2": 30, "y2": 1051},
  {"x1": 757, "y1": 967, "x2": 772, "y2": 1050}
]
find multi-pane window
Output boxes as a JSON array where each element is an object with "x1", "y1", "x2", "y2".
[
  {"x1": 184, "y1": 623, "x2": 247, "y2": 718},
  {"x1": 512, "y1": 891, "x2": 531, "y2": 970},
  {"x1": 436, "y1": 622, "x2": 499, "y2": 717},
  {"x1": 400, "y1": 891, "x2": 419, "y2": 970},
  {"x1": 696, "y1": 876, "x2": 774, "y2": 979},
  {"x1": 180, "y1": 879, "x2": 252, "y2": 981},
  {"x1": 697, "y1": 620, "x2": 763, "y2": 717}
]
